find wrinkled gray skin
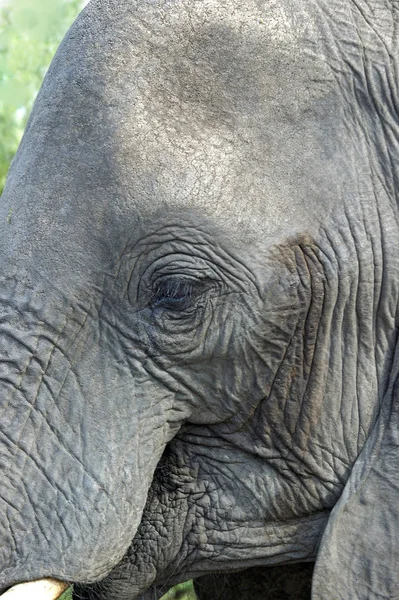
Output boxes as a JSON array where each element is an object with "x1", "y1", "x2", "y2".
[{"x1": 0, "y1": 0, "x2": 399, "y2": 598}]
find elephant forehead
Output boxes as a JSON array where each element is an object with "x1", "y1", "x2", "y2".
[
  {"x1": 3, "y1": 0, "x2": 344, "y2": 256},
  {"x1": 80, "y1": 0, "x2": 341, "y2": 234},
  {"x1": 115, "y1": 0, "x2": 330, "y2": 120},
  {"x1": 88, "y1": 0, "x2": 335, "y2": 134}
]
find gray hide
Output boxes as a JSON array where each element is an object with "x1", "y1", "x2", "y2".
[{"x1": 0, "y1": 0, "x2": 399, "y2": 599}]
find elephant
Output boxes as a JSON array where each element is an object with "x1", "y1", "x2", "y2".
[{"x1": 0, "y1": 0, "x2": 398, "y2": 598}]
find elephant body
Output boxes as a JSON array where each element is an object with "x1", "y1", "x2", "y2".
[{"x1": 0, "y1": 0, "x2": 399, "y2": 598}]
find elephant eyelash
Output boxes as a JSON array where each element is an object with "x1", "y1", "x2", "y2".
[{"x1": 151, "y1": 278, "x2": 197, "y2": 311}]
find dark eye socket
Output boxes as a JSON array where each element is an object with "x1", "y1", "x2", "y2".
[{"x1": 151, "y1": 278, "x2": 197, "y2": 311}]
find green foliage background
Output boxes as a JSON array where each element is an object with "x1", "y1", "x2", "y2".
[
  {"x1": 0, "y1": 1, "x2": 195, "y2": 598},
  {"x1": 0, "y1": 0, "x2": 86, "y2": 192}
]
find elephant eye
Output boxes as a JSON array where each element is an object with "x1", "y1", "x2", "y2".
[{"x1": 151, "y1": 278, "x2": 197, "y2": 311}]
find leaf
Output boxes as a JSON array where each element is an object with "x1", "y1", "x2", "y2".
[
  {"x1": 59, "y1": 587, "x2": 73, "y2": 600},
  {"x1": 160, "y1": 581, "x2": 197, "y2": 600}
]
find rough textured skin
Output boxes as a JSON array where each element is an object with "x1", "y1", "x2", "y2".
[{"x1": 0, "y1": 0, "x2": 399, "y2": 599}]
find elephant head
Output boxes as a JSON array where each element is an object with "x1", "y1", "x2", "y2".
[{"x1": 0, "y1": 0, "x2": 399, "y2": 598}]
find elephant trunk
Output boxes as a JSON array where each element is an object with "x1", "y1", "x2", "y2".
[{"x1": 0, "y1": 272, "x2": 176, "y2": 593}]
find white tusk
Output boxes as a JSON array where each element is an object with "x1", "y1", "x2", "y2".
[{"x1": 0, "y1": 579, "x2": 69, "y2": 600}]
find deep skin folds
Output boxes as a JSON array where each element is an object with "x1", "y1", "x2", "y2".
[{"x1": 0, "y1": 0, "x2": 399, "y2": 599}]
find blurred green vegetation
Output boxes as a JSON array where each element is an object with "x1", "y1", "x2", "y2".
[
  {"x1": 161, "y1": 581, "x2": 197, "y2": 600},
  {"x1": 0, "y1": 0, "x2": 86, "y2": 193},
  {"x1": 0, "y1": 1, "x2": 195, "y2": 598}
]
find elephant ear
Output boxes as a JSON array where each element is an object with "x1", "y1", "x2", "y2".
[{"x1": 312, "y1": 372, "x2": 399, "y2": 599}]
